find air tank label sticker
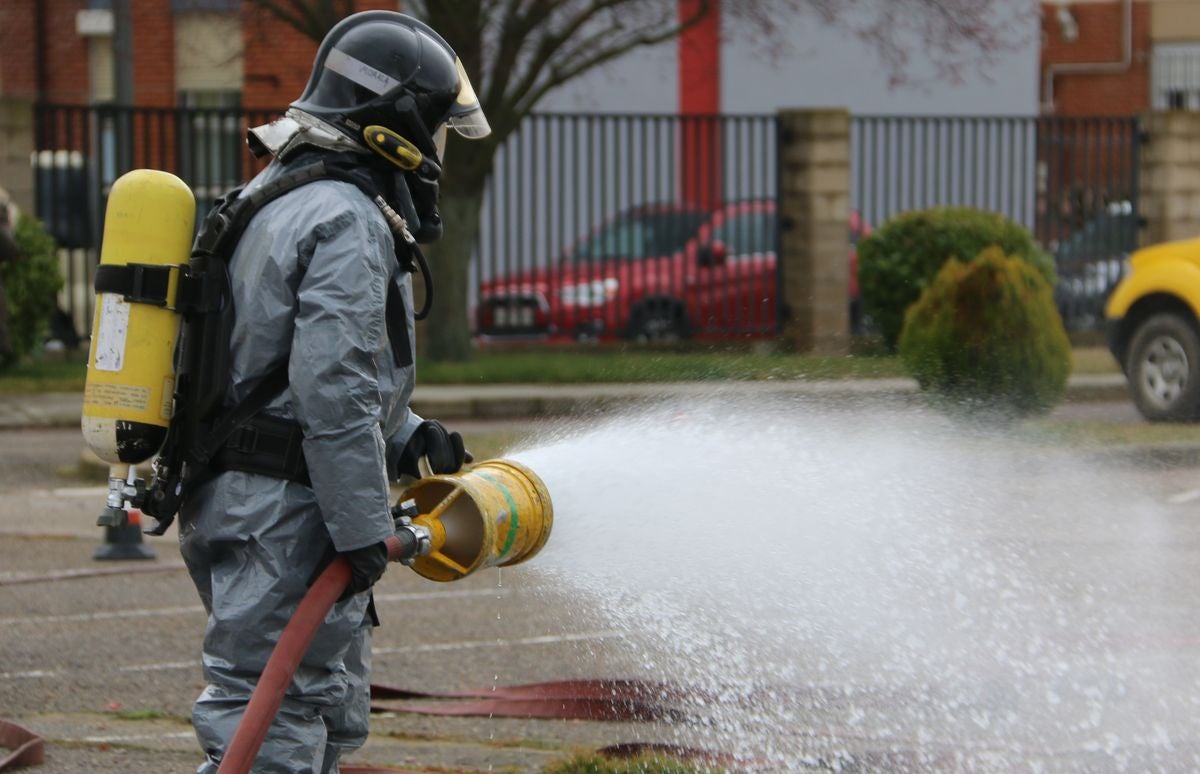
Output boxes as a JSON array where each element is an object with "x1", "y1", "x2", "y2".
[
  {"x1": 161, "y1": 377, "x2": 175, "y2": 421},
  {"x1": 94, "y1": 295, "x2": 130, "y2": 372},
  {"x1": 84, "y1": 382, "x2": 150, "y2": 412}
]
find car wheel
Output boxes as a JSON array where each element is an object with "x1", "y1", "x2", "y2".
[
  {"x1": 1126, "y1": 312, "x2": 1200, "y2": 422},
  {"x1": 628, "y1": 300, "x2": 689, "y2": 343}
]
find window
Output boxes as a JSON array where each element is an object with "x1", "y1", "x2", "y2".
[
  {"x1": 171, "y1": 0, "x2": 240, "y2": 11},
  {"x1": 1153, "y1": 44, "x2": 1200, "y2": 110},
  {"x1": 572, "y1": 209, "x2": 708, "y2": 262},
  {"x1": 709, "y1": 211, "x2": 776, "y2": 256}
]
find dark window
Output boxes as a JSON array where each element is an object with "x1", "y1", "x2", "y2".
[
  {"x1": 709, "y1": 212, "x2": 776, "y2": 256},
  {"x1": 171, "y1": 0, "x2": 240, "y2": 11},
  {"x1": 572, "y1": 210, "x2": 708, "y2": 262}
]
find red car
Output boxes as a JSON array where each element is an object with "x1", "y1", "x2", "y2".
[
  {"x1": 476, "y1": 201, "x2": 777, "y2": 341},
  {"x1": 475, "y1": 201, "x2": 866, "y2": 342}
]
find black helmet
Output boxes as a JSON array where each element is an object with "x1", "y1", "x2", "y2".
[{"x1": 292, "y1": 11, "x2": 490, "y2": 158}]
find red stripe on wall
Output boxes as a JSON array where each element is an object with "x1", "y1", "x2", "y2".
[{"x1": 678, "y1": 0, "x2": 721, "y2": 210}]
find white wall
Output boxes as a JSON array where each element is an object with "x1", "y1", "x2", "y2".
[
  {"x1": 537, "y1": 7, "x2": 1040, "y2": 117},
  {"x1": 721, "y1": 12, "x2": 1040, "y2": 116},
  {"x1": 536, "y1": 38, "x2": 679, "y2": 114}
]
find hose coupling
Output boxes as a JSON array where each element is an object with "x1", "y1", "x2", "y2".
[{"x1": 392, "y1": 499, "x2": 431, "y2": 565}]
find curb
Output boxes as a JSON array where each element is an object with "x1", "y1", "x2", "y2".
[{"x1": 0, "y1": 375, "x2": 1132, "y2": 431}]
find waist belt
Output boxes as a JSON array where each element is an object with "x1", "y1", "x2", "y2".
[{"x1": 209, "y1": 414, "x2": 310, "y2": 486}]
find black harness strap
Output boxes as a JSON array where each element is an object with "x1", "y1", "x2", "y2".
[
  {"x1": 94, "y1": 263, "x2": 177, "y2": 307},
  {"x1": 191, "y1": 363, "x2": 291, "y2": 469}
]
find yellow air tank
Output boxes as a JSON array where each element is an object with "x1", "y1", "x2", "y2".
[
  {"x1": 82, "y1": 170, "x2": 195, "y2": 476},
  {"x1": 401, "y1": 459, "x2": 554, "y2": 582}
]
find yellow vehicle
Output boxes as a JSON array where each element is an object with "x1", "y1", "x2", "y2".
[{"x1": 1105, "y1": 236, "x2": 1200, "y2": 421}]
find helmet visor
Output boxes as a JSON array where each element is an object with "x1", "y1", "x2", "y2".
[
  {"x1": 433, "y1": 124, "x2": 448, "y2": 161},
  {"x1": 448, "y1": 58, "x2": 491, "y2": 139}
]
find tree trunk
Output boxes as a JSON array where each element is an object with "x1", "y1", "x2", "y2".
[{"x1": 420, "y1": 174, "x2": 486, "y2": 362}]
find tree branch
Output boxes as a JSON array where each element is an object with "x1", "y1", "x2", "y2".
[
  {"x1": 507, "y1": 0, "x2": 710, "y2": 120},
  {"x1": 514, "y1": 18, "x2": 694, "y2": 117}
]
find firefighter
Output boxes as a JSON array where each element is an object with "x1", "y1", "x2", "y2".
[{"x1": 178, "y1": 12, "x2": 488, "y2": 772}]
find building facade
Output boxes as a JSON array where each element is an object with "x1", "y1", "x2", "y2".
[
  {"x1": 1040, "y1": 0, "x2": 1200, "y2": 115},
  {"x1": 0, "y1": 0, "x2": 399, "y2": 111}
]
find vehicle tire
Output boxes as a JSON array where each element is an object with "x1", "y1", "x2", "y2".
[
  {"x1": 627, "y1": 299, "x2": 689, "y2": 343},
  {"x1": 1125, "y1": 312, "x2": 1200, "y2": 422}
]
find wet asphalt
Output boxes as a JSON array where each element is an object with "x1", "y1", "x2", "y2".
[{"x1": 2, "y1": 402, "x2": 1200, "y2": 772}]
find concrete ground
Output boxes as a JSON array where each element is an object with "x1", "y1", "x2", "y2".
[
  {"x1": 0, "y1": 426, "x2": 663, "y2": 773},
  {"x1": 3, "y1": 393, "x2": 1200, "y2": 772}
]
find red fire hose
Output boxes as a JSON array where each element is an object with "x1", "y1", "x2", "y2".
[{"x1": 216, "y1": 534, "x2": 409, "y2": 774}]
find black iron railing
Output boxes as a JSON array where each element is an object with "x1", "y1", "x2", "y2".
[
  {"x1": 852, "y1": 114, "x2": 1140, "y2": 331},
  {"x1": 33, "y1": 104, "x2": 1142, "y2": 343}
]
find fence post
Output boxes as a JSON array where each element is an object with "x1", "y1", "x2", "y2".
[
  {"x1": 1139, "y1": 111, "x2": 1200, "y2": 247},
  {"x1": 777, "y1": 108, "x2": 851, "y2": 354},
  {"x1": 0, "y1": 98, "x2": 35, "y2": 216}
]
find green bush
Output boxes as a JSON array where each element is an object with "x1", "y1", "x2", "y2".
[
  {"x1": 542, "y1": 754, "x2": 716, "y2": 774},
  {"x1": 858, "y1": 207, "x2": 1055, "y2": 350},
  {"x1": 898, "y1": 246, "x2": 1070, "y2": 419},
  {"x1": 0, "y1": 215, "x2": 63, "y2": 371}
]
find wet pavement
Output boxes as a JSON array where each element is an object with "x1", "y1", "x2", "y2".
[{"x1": 2, "y1": 398, "x2": 1200, "y2": 772}]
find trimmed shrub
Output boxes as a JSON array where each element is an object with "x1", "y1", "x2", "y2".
[
  {"x1": 543, "y1": 753, "x2": 714, "y2": 774},
  {"x1": 0, "y1": 215, "x2": 63, "y2": 371},
  {"x1": 857, "y1": 207, "x2": 1055, "y2": 350},
  {"x1": 898, "y1": 246, "x2": 1070, "y2": 419}
]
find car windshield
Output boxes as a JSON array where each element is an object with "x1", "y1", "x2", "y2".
[{"x1": 571, "y1": 210, "x2": 708, "y2": 262}]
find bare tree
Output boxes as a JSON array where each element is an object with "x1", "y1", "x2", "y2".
[{"x1": 248, "y1": 0, "x2": 1031, "y2": 360}]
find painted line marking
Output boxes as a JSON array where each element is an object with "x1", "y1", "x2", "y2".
[
  {"x1": 1168, "y1": 489, "x2": 1200, "y2": 504},
  {"x1": 374, "y1": 588, "x2": 510, "y2": 603},
  {"x1": 373, "y1": 630, "x2": 624, "y2": 656},
  {"x1": 0, "y1": 604, "x2": 204, "y2": 626},
  {"x1": 0, "y1": 669, "x2": 59, "y2": 679},
  {"x1": 118, "y1": 660, "x2": 197, "y2": 673},
  {"x1": 80, "y1": 732, "x2": 196, "y2": 743},
  {"x1": 0, "y1": 588, "x2": 508, "y2": 626},
  {"x1": 28, "y1": 486, "x2": 110, "y2": 498},
  {"x1": 1, "y1": 631, "x2": 625, "y2": 681},
  {"x1": 0, "y1": 562, "x2": 186, "y2": 587}
]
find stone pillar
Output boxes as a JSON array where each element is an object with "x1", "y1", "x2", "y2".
[
  {"x1": 777, "y1": 108, "x2": 851, "y2": 354},
  {"x1": 1139, "y1": 111, "x2": 1200, "y2": 247},
  {"x1": 0, "y1": 97, "x2": 35, "y2": 216}
]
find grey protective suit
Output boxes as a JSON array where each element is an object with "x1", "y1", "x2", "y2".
[{"x1": 179, "y1": 136, "x2": 424, "y2": 772}]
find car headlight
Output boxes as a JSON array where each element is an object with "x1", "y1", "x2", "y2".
[{"x1": 560, "y1": 278, "x2": 619, "y2": 307}]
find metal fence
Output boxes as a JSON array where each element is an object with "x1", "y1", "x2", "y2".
[
  {"x1": 33, "y1": 104, "x2": 1141, "y2": 343},
  {"x1": 852, "y1": 115, "x2": 1140, "y2": 330},
  {"x1": 472, "y1": 113, "x2": 780, "y2": 340},
  {"x1": 34, "y1": 103, "x2": 276, "y2": 336}
]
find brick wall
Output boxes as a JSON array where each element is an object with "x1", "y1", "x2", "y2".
[
  {"x1": 132, "y1": 0, "x2": 175, "y2": 106},
  {"x1": 778, "y1": 109, "x2": 851, "y2": 354},
  {"x1": 1041, "y1": 1, "x2": 1151, "y2": 116},
  {"x1": 1139, "y1": 111, "x2": 1200, "y2": 246},
  {"x1": 1, "y1": 0, "x2": 403, "y2": 109},
  {"x1": 0, "y1": 1, "x2": 38, "y2": 99},
  {"x1": 242, "y1": 0, "x2": 401, "y2": 111},
  {"x1": 0, "y1": 0, "x2": 91, "y2": 103}
]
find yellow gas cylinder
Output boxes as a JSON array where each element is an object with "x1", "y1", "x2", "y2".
[
  {"x1": 82, "y1": 170, "x2": 195, "y2": 471},
  {"x1": 402, "y1": 459, "x2": 553, "y2": 582}
]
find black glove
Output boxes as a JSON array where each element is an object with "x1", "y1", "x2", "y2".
[
  {"x1": 395, "y1": 420, "x2": 470, "y2": 479},
  {"x1": 340, "y1": 541, "x2": 389, "y2": 600}
]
